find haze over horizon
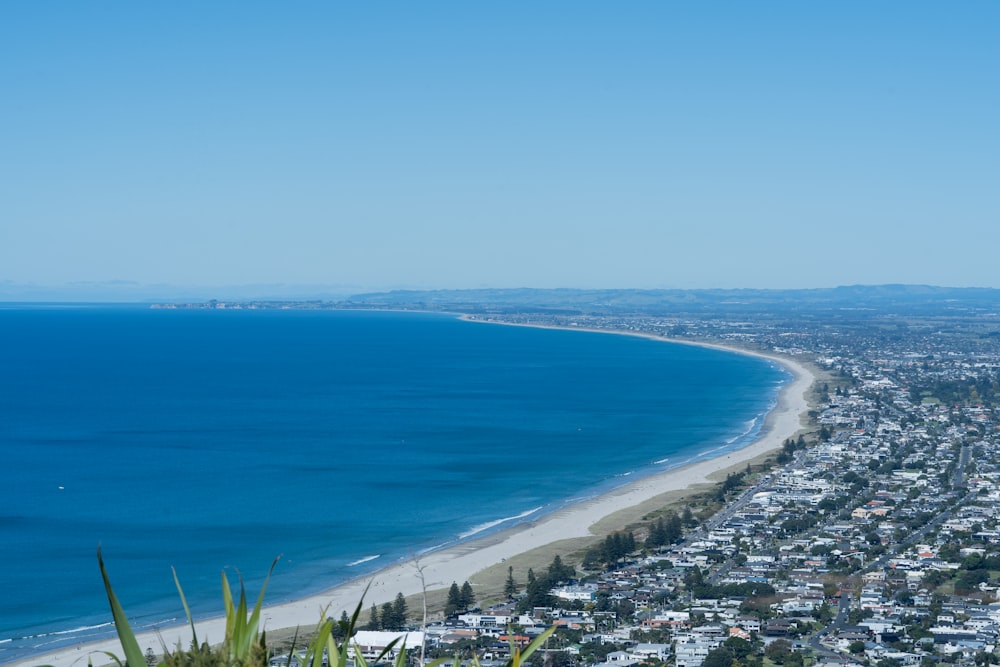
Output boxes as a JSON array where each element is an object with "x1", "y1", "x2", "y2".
[{"x1": 3, "y1": 3, "x2": 998, "y2": 301}]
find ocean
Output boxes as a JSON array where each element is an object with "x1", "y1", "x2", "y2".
[{"x1": 0, "y1": 306, "x2": 787, "y2": 662}]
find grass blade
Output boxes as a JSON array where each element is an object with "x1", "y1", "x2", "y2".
[
  {"x1": 171, "y1": 566, "x2": 198, "y2": 648},
  {"x1": 97, "y1": 546, "x2": 147, "y2": 667},
  {"x1": 244, "y1": 555, "x2": 280, "y2": 651},
  {"x1": 511, "y1": 625, "x2": 555, "y2": 667},
  {"x1": 222, "y1": 569, "x2": 235, "y2": 642}
]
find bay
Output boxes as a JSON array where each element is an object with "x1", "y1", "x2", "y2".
[{"x1": 0, "y1": 306, "x2": 786, "y2": 661}]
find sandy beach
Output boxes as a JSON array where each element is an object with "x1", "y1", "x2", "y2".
[{"x1": 16, "y1": 337, "x2": 815, "y2": 667}]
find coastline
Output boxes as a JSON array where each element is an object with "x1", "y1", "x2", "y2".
[{"x1": 15, "y1": 330, "x2": 815, "y2": 667}]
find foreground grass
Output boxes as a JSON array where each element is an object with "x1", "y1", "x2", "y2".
[{"x1": 93, "y1": 547, "x2": 553, "y2": 667}]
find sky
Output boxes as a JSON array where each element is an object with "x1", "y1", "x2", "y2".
[{"x1": 2, "y1": 2, "x2": 998, "y2": 300}]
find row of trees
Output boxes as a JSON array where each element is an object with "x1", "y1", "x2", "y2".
[
  {"x1": 644, "y1": 512, "x2": 683, "y2": 549},
  {"x1": 367, "y1": 592, "x2": 408, "y2": 630},
  {"x1": 444, "y1": 580, "x2": 476, "y2": 616},
  {"x1": 775, "y1": 435, "x2": 808, "y2": 464},
  {"x1": 581, "y1": 531, "x2": 636, "y2": 569},
  {"x1": 514, "y1": 555, "x2": 577, "y2": 613},
  {"x1": 715, "y1": 469, "x2": 748, "y2": 502}
]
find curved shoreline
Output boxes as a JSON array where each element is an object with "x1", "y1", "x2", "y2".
[{"x1": 14, "y1": 328, "x2": 815, "y2": 667}]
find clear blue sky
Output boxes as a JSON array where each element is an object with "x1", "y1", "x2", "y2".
[{"x1": 2, "y1": 2, "x2": 998, "y2": 299}]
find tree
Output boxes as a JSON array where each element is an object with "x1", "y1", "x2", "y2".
[
  {"x1": 518, "y1": 570, "x2": 555, "y2": 612},
  {"x1": 410, "y1": 554, "x2": 430, "y2": 666},
  {"x1": 332, "y1": 610, "x2": 350, "y2": 639},
  {"x1": 445, "y1": 582, "x2": 462, "y2": 616},
  {"x1": 848, "y1": 640, "x2": 867, "y2": 655},
  {"x1": 666, "y1": 513, "x2": 683, "y2": 543},
  {"x1": 813, "y1": 602, "x2": 834, "y2": 623},
  {"x1": 724, "y1": 636, "x2": 753, "y2": 661},
  {"x1": 460, "y1": 581, "x2": 475, "y2": 610},
  {"x1": 765, "y1": 639, "x2": 793, "y2": 664},
  {"x1": 645, "y1": 517, "x2": 667, "y2": 549},
  {"x1": 369, "y1": 603, "x2": 380, "y2": 630},
  {"x1": 703, "y1": 647, "x2": 735, "y2": 667},
  {"x1": 381, "y1": 601, "x2": 396, "y2": 630},
  {"x1": 955, "y1": 568, "x2": 989, "y2": 594},
  {"x1": 393, "y1": 592, "x2": 408, "y2": 629},
  {"x1": 505, "y1": 566, "x2": 518, "y2": 598},
  {"x1": 548, "y1": 555, "x2": 574, "y2": 583}
]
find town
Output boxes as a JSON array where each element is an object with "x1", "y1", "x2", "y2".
[
  {"x1": 313, "y1": 288, "x2": 1000, "y2": 667},
  {"x1": 162, "y1": 288, "x2": 1000, "y2": 667}
]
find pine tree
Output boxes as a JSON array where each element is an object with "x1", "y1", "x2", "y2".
[
  {"x1": 393, "y1": 592, "x2": 408, "y2": 628},
  {"x1": 548, "y1": 555, "x2": 574, "y2": 583},
  {"x1": 548, "y1": 555, "x2": 564, "y2": 582},
  {"x1": 381, "y1": 601, "x2": 396, "y2": 629},
  {"x1": 519, "y1": 568, "x2": 554, "y2": 612},
  {"x1": 606, "y1": 534, "x2": 619, "y2": 564},
  {"x1": 333, "y1": 610, "x2": 350, "y2": 639},
  {"x1": 369, "y1": 603, "x2": 380, "y2": 630},
  {"x1": 504, "y1": 566, "x2": 517, "y2": 598},
  {"x1": 645, "y1": 517, "x2": 667, "y2": 548},
  {"x1": 666, "y1": 512, "x2": 683, "y2": 543},
  {"x1": 460, "y1": 581, "x2": 475, "y2": 610},
  {"x1": 445, "y1": 581, "x2": 462, "y2": 616}
]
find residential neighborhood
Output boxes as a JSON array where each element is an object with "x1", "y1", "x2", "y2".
[{"x1": 377, "y1": 302, "x2": 1000, "y2": 667}]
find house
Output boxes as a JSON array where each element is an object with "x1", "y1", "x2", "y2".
[
  {"x1": 631, "y1": 643, "x2": 671, "y2": 660},
  {"x1": 351, "y1": 631, "x2": 425, "y2": 660}
]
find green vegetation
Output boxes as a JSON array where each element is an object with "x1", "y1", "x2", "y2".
[
  {"x1": 96, "y1": 548, "x2": 554, "y2": 667},
  {"x1": 443, "y1": 581, "x2": 476, "y2": 616}
]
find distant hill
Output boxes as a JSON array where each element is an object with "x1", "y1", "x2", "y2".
[{"x1": 345, "y1": 285, "x2": 1000, "y2": 318}]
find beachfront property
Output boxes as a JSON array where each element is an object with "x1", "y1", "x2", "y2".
[
  {"x1": 456, "y1": 611, "x2": 514, "y2": 630},
  {"x1": 350, "y1": 630, "x2": 425, "y2": 660},
  {"x1": 553, "y1": 583, "x2": 599, "y2": 602}
]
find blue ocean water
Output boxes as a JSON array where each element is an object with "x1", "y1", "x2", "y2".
[{"x1": 0, "y1": 307, "x2": 787, "y2": 662}]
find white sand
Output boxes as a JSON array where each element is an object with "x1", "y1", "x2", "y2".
[{"x1": 16, "y1": 335, "x2": 814, "y2": 667}]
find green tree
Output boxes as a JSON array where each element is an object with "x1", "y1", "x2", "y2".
[
  {"x1": 518, "y1": 570, "x2": 554, "y2": 612},
  {"x1": 369, "y1": 603, "x2": 380, "y2": 630},
  {"x1": 955, "y1": 569, "x2": 989, "y2": 594},
  {"x1": 703, "y1": 647, "x2": 734, "y2": 667},
  {"x1": 505, "y1": 566, "x2": 518, "y2": 598},
  {"x1": 393, "y1": 592, "x2": 407, "y2": 629},
  {"x1": 645, "y1": 517, "x2": 667, "y2": 549},
  {"x1": 548, "y1": 555, "x2": 574, "y2": 583},
  {"x1": 445, "y1": 582, "x2": 462, "y2": 616},
  {"x1": 332, "y1": 610, "x2": 350, "y2": 639},
  {"x1": 682, "y1": 506, "x2": 695, "y2": 527},
  {"x1": 724, "y1": 636, "x2": 753, "y2": 661},
  {"x1": 381, "y1": 601, "x2": 395, "y2": 630},
  {"x1": 765, "y1": 639, "x2": 793, "y2": 664},
  {"x1": 460, "y1": 581, "x2": 475, "y2": 610}
]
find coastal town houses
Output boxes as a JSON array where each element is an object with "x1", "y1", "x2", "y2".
[
  {"x1": 351, "y1": 631, "x2": 425, "y2": 660},
  {"x1": 403, "y1": 311, "x2": 1000, "y2": 667}
]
